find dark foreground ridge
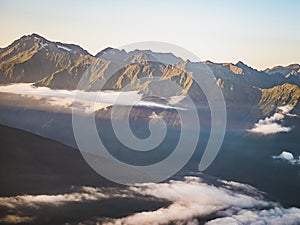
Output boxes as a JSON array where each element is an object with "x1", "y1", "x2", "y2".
[{"x1": 0, "y1": 124, "x2": 116, "y2": 196}]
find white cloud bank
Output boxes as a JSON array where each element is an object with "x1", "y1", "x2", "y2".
[
  {"x1": 206, "y1": 207, "x2": 300, "y2": 225},
  {"x1": 248, "y1": 105, "x2": 296, "y2": 135},
  {"x1": 1, "y1": 176, "x2": 300, "y2": 225},
  {"x1": 104, "y1": 176, "x2": 300, "y2": 225},
  {"x1": 273, "y1": 151, "x2": 300, "y2": 165},
  {"x1": 0, "y1": 83, "x2": 185, "y2": 113}
]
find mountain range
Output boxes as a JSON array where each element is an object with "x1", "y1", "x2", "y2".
[
  {"x1": 0, "y1": 33, "x2": 299, "y2": 116},
  {"x1": 1, "y1": 32, "x2": 300, "y2": 225}
]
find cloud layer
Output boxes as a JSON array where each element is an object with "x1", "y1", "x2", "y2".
[
  {"x1": 248, "y1": 105, "x2": 296, "y2": 135},
  {"x1": 0, "y1": 186, "x2": 109, "y2": 209},
  {"x1": 1, "y1": 176, "x2": 300, "y2": 224},
  {"x1": 0, "y1": 83, "x2": 185, "y2": 113},
  {"x1": 105, "y1": 177, "x2": 300, "y2": 225}
]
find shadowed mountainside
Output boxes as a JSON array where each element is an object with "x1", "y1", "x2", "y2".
[{"x1": 0, "y1": 124, "x2": 115, "y2": 196}]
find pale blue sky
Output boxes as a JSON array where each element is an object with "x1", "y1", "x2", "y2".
[{"x1": 1, "y1": 0, "x2": 299, "y2": 69}]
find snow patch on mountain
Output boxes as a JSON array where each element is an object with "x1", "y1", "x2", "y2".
[
  {"x1": 57, "y1": 44, "x2": 71, "y2": 52},
  {"x1": 40, "y1": 41, "x2": 48, "y2": 51}
]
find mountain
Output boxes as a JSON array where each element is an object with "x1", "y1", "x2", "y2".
[
  {"x1": 0, "y1": 33, "x2": 95, "y2": 86},
  {"x1": 265, "y1": 64, "x2": 300, "y2": 77},
  {"x1": 264, "y1": 64, "x2": 300, "y2": 86},
  {"x1": 126, "y1": 51, "x2": 159, "y2": 63},
  {"x1": 95, "y1": 47, "x2": 128, "y2": 63},
  {"x1": 206, "y1": 61, "x2": 293, "y2": 88},
  {"x1": 128, "y1": 49, "x2": 183, "y2": 64},
  {"x1": 259, "y1": 83, "x2": 300, "y2": 115},
  {"x1": 96, "y1": 47, "x2": 183, "y2": 65},
  {"x1": 0, "y1": 34, "x2": 299, "y2": 117},
  {"x1": 0, "y1": 124, "x2": 114, "y2": 196}
]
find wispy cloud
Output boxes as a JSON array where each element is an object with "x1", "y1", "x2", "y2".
[
  {"x1": 0, "y1": 83, "x2": 185, "y2": 113},
  {"x1": 0, "y1": 186, "x2": 109, "y2": 209},
  {"x1": 247, "y1": 105, "x2": 296, "y2": 135}
]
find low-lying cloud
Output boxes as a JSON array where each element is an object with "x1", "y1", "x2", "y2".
[
  {"x1": 206, "y1": 207, "x2": 300, "y2": 225},
  {"x1": 248, "y1": 105, "x2": 296, "y2": 135},
  {"x1": 104, "y1": 176, "x2": 300, "y2": 225},
  {"x1": 273, "y1": 151, "x2": 300, "y2": 165},
  {"x1": 0, "y1": 215, "x2": 34, "y2": 224},
  {"x1": 1, "y1": 176, "x2": 300, "y2": 224},
  {"x1": 0, "y1": 186, "x2": 108, "y2": 209},
  {"x1": 0, "y1": 83, "x2": 185, "y2": 113}
]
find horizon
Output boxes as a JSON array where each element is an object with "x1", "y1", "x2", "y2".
[{"x1": 1, "y1": 0, "x2": 299, "y2": 70}]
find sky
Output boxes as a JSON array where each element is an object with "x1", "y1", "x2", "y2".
[{"x1": 0, "y1": 0, "x2": 299, "y2": 70}]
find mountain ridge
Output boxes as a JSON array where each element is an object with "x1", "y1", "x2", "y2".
[
  {"x1": 1, "y1": 33, "x2": 299, "y2": 71},
  {"x1": 0, "y1": 34, "x2": 299, "y2": 116}
]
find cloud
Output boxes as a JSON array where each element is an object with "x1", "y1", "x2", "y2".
[
  {"x1": 0, "y1": 186, "x2": 108, "y2": 209},
  {"x1": 247, "y1": 105, "x2": 295, "y2": 135},
  {"x1": 278, "y1": 105, "x2": 297, "y2": 117},
  {"x1": 0, "y1": 215, "x2": 34, "y2": 224},
  {"x1": 273, "y1": 151, "x2": 300, "y2": 165},
  {"x1": 206, "y1": 207, "x2": 300, "y2": 225},
  {"x1": 0, "y1": 83, "x2": 185, "y2": 113},
  {"x1": 1, "y1": 176, "x2": 300, "y2": 225},
  {"x1": 104, "y1": 176, "x2": 300, "y2": 225},
  {"x1": 248, "y1": 122, "x2": 291, "y2": 135}
]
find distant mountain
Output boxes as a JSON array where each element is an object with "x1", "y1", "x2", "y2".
[
  {"x1": 0, "y1": 34, "x2": 299, "y2": 116},
  {"x1": 264, "y1": 64, "x2": 300, "y2": 86},
  {"x1": 128, "y1": 49, "x2": 183, "y2": 64},
  {"x1": 265, "y1": 64, "x2": 300, "y2": 77},
  {"x1": 95, "y1": 47, "x2": 183, "y2": 65},
  {"x1": 126, "y1": 51, "x2": 159, "y2": 63},
  {"x1": 206, "y1": 61, "x2": 294, "y2": 89},
  {"x1": 95, "y1": 47, "x2": 128, "y2": 63}
]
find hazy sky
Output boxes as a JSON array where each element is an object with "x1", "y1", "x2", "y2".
[{"x1": 1, "y1": 0, "x2": 299, "y2": 70}]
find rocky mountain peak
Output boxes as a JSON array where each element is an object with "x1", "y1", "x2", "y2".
[
  {"x1": 95, "y1": 47, "x2": 128, "y2": 63},
  {"x1": 222, "y1": 63, "x2": 243, "y2": 75},
  {"x1": 126, "y1": 51, "x2": 158, "y2": 63}
]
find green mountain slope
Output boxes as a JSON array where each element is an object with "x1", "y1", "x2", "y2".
[{"x1": 259, "y1": 83, "x2": 300, "y2": 115}]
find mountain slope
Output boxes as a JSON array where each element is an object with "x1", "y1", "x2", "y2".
[
  {"x1": 0, "y1": 34, "x2": 299, "y2": 115},
  {"x1": 128, "y1": 49, "x2": 183, "y2": 64},
  {"x1": 95, "y1": 47, "x2": 183, "y2": 65},
  {"x1": 259, "y1": 83, "x2": 300, "y2": 115},
  {"x1": 0, "y1": 33, "x2": 95, "y2": 86},
  {"x1": 0, "y1": 124, "x2": 114, "y2": 196},
  {"x1": 265, "y1": 64, "x2": 300, "y2": 77},
  {"x1": 95, "y1": 47, "x2": 128, "y2": 63}
]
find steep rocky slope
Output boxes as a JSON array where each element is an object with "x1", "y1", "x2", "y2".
[{"x1": 259, "y1": 83, "x2": 300, "y2": 115}]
